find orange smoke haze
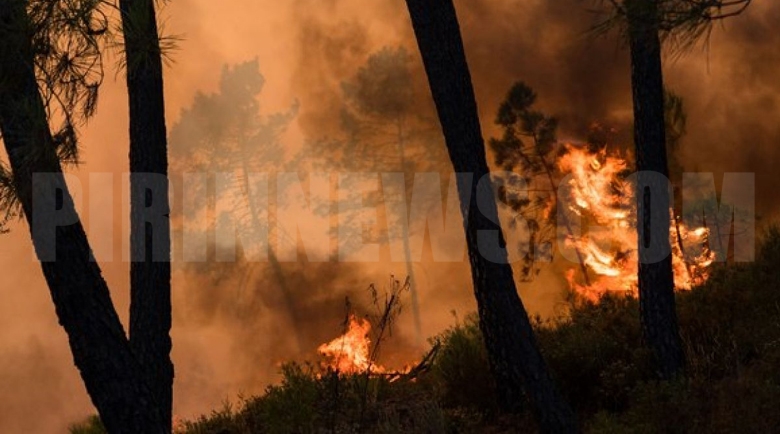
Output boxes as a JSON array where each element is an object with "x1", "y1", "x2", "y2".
[{"x1": 0, "y1": 0, "x2": 776, "y2": 432}]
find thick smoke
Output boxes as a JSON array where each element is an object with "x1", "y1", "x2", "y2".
[{"x1": 0, "y1": 0, "x2": 776, "y2": 432}]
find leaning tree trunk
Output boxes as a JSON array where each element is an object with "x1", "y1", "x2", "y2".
[
  {"x1": 626, "y1": 0, "x2": 685, "y2": 379},
  {"x1": 0, "y1": 1, "x2": 166, "y2": 432},
  {"x1": 403, "y1": 1, "x2": 577, "y2": 432},
  {"x1": 120, "y1": 0, "x2": 174, "y2": 429}
]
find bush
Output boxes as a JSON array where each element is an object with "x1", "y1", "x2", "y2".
[
  {"x1": 427, "y1": 227, "x2": 780, "y2": 431},
  {"x1": 72, "y1": 227, "x2": 780, "y2": 433},
  {"x1": 68, "y1": 415, "x2": 106, "y2": 434},
  {"x1": 429, "y1": 314, "x2": 497, "y2": 415},
  {"x1": 182, "y1": 361, "x2": 449, "y2": 434}
]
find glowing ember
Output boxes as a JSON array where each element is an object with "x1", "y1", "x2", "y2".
[
  {"x1": 558, "y1": 145, "x2": 714, "y2": 301},
  {"x1": 318, "y1": 315, "x2": 384, "y2": 374}
]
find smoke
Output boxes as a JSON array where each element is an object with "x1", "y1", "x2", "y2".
[
  {"x1": 170, "y1": 257, "x2": 424, "y2": 414},
  {"x1": 0, "y1": 0, "x2": 777, "y2": 432},
  {"x1": 454, "y1": 0, "x2": 780, "y2": 217}
]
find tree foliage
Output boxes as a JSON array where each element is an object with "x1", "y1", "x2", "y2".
[
  {"x1": 0, "y1": 1, "x2": 170, "y2": 431},
  {"x1": 489, "y1": 82, "x2": 561, "y2": 279},
  {"x1": 307, "y1": 46, "x2": 450, "y2": 345},
  {"x1": 171, "y1": 60, "x2": 297, "y2": 175},
  {"x1": 0, "y1": 0, "x2": 110, "y2": 230},
  {"x1": 594, "y1": 0, "x2": 752, "y2": 50}
]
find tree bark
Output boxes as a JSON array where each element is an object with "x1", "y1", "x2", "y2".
[
  {"x1": 119, "y1": 0, "x2": 174, "y2": 430},
  {"x1": 0, "y1": 1, "x2": 166, "y2": 432},
  {"x1": 626, "y1": 0, "x2": 685, "y2": 379},
  {"x1": 403, "y1": 1, "x2": 577, "y2": 432}
]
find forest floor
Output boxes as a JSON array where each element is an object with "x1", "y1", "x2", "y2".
[{"x1": 71, "y1": 228, "x2": 780, "y2": 433}]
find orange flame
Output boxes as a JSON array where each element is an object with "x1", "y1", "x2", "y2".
[
  {"x1": 318, "y1": 315, "x2": 385, "y2": 374},
  {"x1": 559, "y1": 145, "x2": 714, "y2": 301}
]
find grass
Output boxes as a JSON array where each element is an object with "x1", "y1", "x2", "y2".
[
  {"x1": 71, "y1": 228, "x2": 780, "y2": 433},
  {"x1": 68, "y1": 415, "x2": 105, "y2": 434}
]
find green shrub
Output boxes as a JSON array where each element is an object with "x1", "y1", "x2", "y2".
[
  {"x1": 429, "y1": 314, "x2": 497, "y2": 415},
  {"x1": 69, "y1": 227, "x2": 780, "y2": 433},
  {"x1": 68, "y1": 415, "x2": 106, "y2": 434},
  {"x1": 183, "y1": 361, "x2": 449, "y2": 433}
]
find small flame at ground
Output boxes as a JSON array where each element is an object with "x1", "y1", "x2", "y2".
[
  {"x1": 559, "y1": 145, "x2": 714, "y2": 301},
  {"x1": 318, "y1": 315, "x2": 385, "y2": 374}
]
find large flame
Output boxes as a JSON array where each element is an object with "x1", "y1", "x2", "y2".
[
  {"x1": 558, "y1": 145, "x2": 714, "y2": 301},
  {"x1": 318, "y1": 315, "x2": 385, "y2": 374}
]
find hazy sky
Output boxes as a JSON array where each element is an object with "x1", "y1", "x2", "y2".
[{"x1": 0, "y1": 1, "x2": 776, "y2": 431}]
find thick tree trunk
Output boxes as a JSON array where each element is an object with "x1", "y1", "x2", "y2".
[
  {"x1": 626, "y1": 0, "x2": 685, "y2": 379},
  {"x1": 119, "y1": 0, "x2": 174, "y2": 429},
  {"x1": 403, "y1": 1, "x2": 577, "y2": 432},
  {"x1": 0, "y1": 1, "x2": 166, "y2": 432}
]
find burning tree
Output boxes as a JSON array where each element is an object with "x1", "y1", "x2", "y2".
[
  {"x1": 489, "y1": 82, "x2": 592, "y2": 284},
  {"x1": 557, "y1": 144, "x2": 714, "y2": 301},
  {"x1": 489, "y1": 82, "x2": 714, "y2": 302},
  {"x1": 590, "y1": 0, "x2": 753, "y2": 380},
  {"x1": 404, "y1": 0, "x2": 577, "y2": 431}
]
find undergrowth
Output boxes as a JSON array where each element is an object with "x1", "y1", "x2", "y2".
[{"x1": 71, "y1": 228, "x2": 780, "y2": 433}]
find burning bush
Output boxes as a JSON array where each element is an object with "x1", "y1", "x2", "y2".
[
  {"x1": 70, "y1": 229, "x2": 780, "y2": 433},
  {"x1": 489, "y1": 82, "x2": 716, "y2": 302},
  {"x1": 559, "y1": 145, "x2": 714, "y2": 301},
  {"x1": 317, "y1": 314, "x2": 382, "y2": 374}
]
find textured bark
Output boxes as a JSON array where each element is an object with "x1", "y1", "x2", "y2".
[
  {"x1": 626, "y1": 0, "x2": 685, "y2": 379},
  {"x1": 0, "y1": 1, "x2": 166, "y2": 432},
  {"x1": 403, "y1": 1, "x2": 577, "y2": 432},
  {"x1": 120, "y1": 0, "x2": 174, "y2": 429}
]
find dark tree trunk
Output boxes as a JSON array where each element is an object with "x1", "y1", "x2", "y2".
[
  {"x1": 403, "y1": 1, "x2": 577, "y2": 432},
  {"x1": 626, "y1": 0, "x2": 685, "y2": 379},
  {"x1": 119, "y1": 0, "x2": 174, "y2": 429},
  {"x1": 0, "y1": 1, "x2": 166, "y2": 432}
]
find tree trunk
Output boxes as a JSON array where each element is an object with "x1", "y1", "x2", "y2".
[
  {"x1": 238, "y1": 148, "x2": 303, "y2": 353},
  {"x1": 626, "y1": 0, "x2": 685, "y2": 379},
  {"x1": 403, "y1": 1, "x2": 577, "y2": 431},
  {"x1": 0, "y1": 2, "x2": 166, "y2": 432},
  {"x1": 395, "y1": 120, "x2": 423, "y2": 346},
  {"x1": 120, "y1": 0, "x2": 174, "y2": 429}
]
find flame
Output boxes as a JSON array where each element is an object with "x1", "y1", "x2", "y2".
[
  {"x1": 558, "y1": 145, "x2": 714, "y2": 301},
  {"x1": 317, "y1": 315, "x2": 385, "y2": 374},
  {"x1": 172, "y1": 415, "x2": 186, "y2": 434}
]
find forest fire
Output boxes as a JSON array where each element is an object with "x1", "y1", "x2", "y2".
[
  {"x1": 317, "y1": 315, "x2": 385, "y2": 374},
  {"x1": 559, "y1": 146, "x2": 714, "y2": 301}
]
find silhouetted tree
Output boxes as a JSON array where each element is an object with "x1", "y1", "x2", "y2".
[
  {"x1": 0, "y1": 1, "x2": 166, "y2": 432},
  {"x1": 120, "y1": 0, "x2": 174, "y2": 429},
  {"x1": 403, "y1": 1, "x2": 577, "y2": 431},
  {"x1": 490, "y1": 82, "x2": 591, "y2": 286},
  {"x1": 594, "y1": 0, "x2": 752, "y2": 379},
  {"x1": 626, "y1": 0, "x2": 687, "y2": 380},
  {"x1": 169, "y1": 60, "x2": 302, "y2": 349},
  {"x1": 309, "y1": 46, "x2": 449, "y2": 346}
]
